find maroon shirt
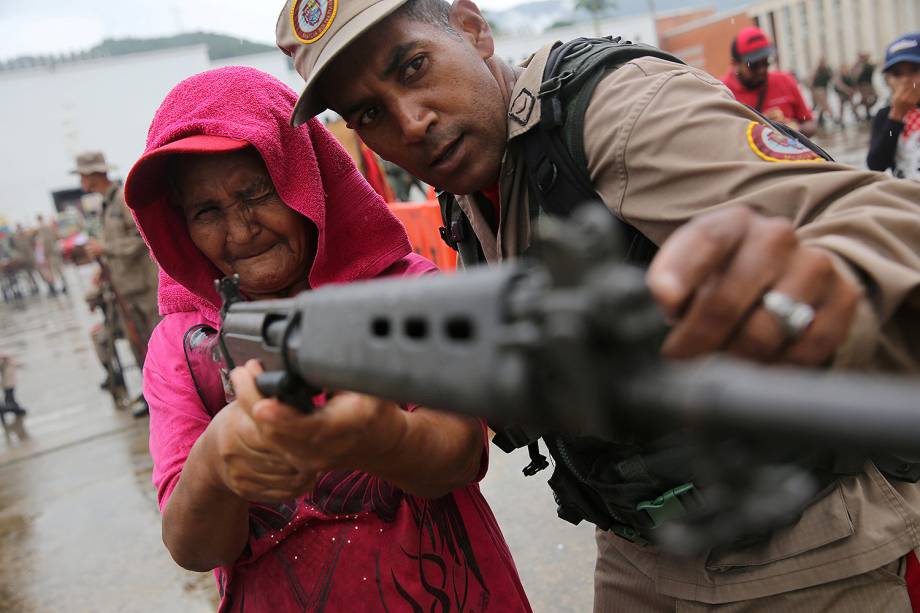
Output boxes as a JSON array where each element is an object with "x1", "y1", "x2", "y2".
[
  {"x1": 721, "y1": 70, "x2": 814, "y2": 124},
  {"x1": 146, "y1": 255, "x2": 533, "y2": 613}
]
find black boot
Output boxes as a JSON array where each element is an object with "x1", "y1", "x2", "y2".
[
  {"x1": 100, "y1": 371, "x2": 126, "y2": 391},
  {"x1": 132, "y1": 396, "x2": 149, "y2": 419},
  {"x1": 3, "y1": 388, "x2": 26, "y2": 416}
]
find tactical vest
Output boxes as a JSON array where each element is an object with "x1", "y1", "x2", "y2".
[{"x1": 438, "y1": 37, "x2": 919, "y2": 543}]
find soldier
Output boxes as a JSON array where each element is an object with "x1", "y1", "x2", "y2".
[
  {"x1": 11, "y1": 224, "x2": 40, "y2": 295},
  {"x1": 74, "y1": 151, "x2": 160, "y2": 418},
  {"x1": 0, "y1": 354, "x2": 25, "y2": 417},
  {"x1": 854, "y1": 51, "x2": 879, "y2": 121},
  {"x1": 34, "y1": 214, "x2": 67, "y2": 296},
  {"x1": 277, "y1": 0, "x2": 920, "y2": 610}
]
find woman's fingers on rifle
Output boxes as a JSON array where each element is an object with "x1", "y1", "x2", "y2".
[{"x1": 229, "y1": 360, "x2": 266, "y2": 415}]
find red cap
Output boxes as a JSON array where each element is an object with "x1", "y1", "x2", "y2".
[
  {"x1": 125, "y1": 134, "x2": 250, "y2": 210},
  {"x1": 733, "y1": 26, "x2": 774, "y2": 63}
]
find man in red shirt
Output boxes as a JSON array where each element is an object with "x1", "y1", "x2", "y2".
[{"x1": 722, "y1": 26, "x2": 817, "y2": 136}]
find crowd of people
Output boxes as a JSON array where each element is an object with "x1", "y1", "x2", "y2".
[
  {"x1": 809, "y1": 53, "x2": 879, "y2": 127},
  {"x1": 0, "y1": 216, "x2": 68, "y2": 304},
  {"x1": 2, "y1": 1, "x2": 920, "y2": 611}
]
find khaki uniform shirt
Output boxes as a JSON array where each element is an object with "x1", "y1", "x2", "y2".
[
  {"x1": 100, "y1": 183, "x2": 158, "y2": 299},
  {"x1": 10, "y1": 231, "x2": 35, "y2": 265},
  {"x1": 36, "y1": 224, "x2": 60, "y2": 262},
  {"x1": 456, "y1": 44, "x2": 920, "y2": 603}
]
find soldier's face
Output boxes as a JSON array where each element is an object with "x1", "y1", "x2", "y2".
[
  {"x1": 318, "y1": 11, "x2": 508, "y2": 195},
  {"x1": 172, "y1": 149, "x2": 315, "y2": 299}
]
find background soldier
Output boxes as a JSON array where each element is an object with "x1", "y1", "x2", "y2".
[
  {"x1": 854, "y1": 51, "x2": 879, "y2": 121},
  {"x1": 34, "y1": 214, "x2": 67, "y2": 296},
  {"x1": 11, "y1": 223, "x2": 40, "y2": 295},
  {"x1": 0, "y1": 353, "x2": 25, "y2": 417},
  {"x1": 74, "y1": 151, "x2": 160, "y2": 418}
]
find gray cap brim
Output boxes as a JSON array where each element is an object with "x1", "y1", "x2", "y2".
[{"x1": 740, "y1": 46, "x2": 774, "y2": 64}]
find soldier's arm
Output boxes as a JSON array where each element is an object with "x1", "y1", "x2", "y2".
[
  {"x1": 583, "y1": 58, "x2": 920, "y2": 370},
  {"x1": 103, "y1": 196, "x2": 151, "y2": 260}
]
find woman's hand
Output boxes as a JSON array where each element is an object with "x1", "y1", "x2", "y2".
[
  {"x1": 233, "y1": 360, "x2": 481, "y2": 499},
  {"x1": 204, "y1": 363, "x2": 319, "y2": 502},
  {"x1": 232, "y1": 360, "x2": 408, "y2": 477}
]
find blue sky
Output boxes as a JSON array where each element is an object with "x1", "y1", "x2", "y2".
[{"x1": 0, "y1": 0, "x2": 522, "y2": 61}]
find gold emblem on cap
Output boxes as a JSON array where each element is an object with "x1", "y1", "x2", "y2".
[{"x1": 290, "y1": 0, "x2": 338, "y2": 45}]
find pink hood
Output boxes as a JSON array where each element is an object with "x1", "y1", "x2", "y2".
[{"x1": 125, "y1": 66, "x2": 410, "y2": 320}]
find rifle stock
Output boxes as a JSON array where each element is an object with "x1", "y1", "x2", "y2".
[{"x1": 96, "y1": 257, "x2": 145, "y2": 360}]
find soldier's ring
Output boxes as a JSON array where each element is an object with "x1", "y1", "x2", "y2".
[{"x1": 762, "y1": 291, "x2": 815, "y2": 341}]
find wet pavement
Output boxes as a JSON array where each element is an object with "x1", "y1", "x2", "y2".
[
  {"x1": 0, "y1": 125, "x2": 873, "y2": 613},
  {"x1": 0, "y1": 266, "x2": 217, "y2": 613},
  {"x1": 0, "y1": 265, "x2": 596, "y2": 612}
]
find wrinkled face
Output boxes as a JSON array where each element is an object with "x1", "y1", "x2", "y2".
[
  {"x1": 735, "y1": 58, "x2": 769, "y2": 89},
  {"x1": 171, "y1": 149, "x2": 316, "y2": 299},
  {"x1": 318, "y1": 13, "x2": 508, "y2": 195}
]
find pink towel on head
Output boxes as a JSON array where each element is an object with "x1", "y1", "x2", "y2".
[{"x1": 124, "y1": 66, "x2": 411, "y2": 319}]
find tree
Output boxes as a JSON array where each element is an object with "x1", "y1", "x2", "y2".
[{"x1": 575, "y1": 0, "x2": 617, "y2": 36}]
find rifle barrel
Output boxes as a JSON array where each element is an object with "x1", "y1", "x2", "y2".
[{"x1": 624, "y1": 359, "x2": 920, "y2": 454}]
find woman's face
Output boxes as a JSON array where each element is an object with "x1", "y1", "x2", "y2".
[{"x1": 172, "y1": 149, "x2": 316, "y2": 299}]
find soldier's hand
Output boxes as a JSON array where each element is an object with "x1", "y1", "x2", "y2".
[
  {"x1": 647, "y1": 207, "x2": 862, "y2": 366},
  {"x1": 85, "y1": 239, "x2": 104, "y2": 259}
]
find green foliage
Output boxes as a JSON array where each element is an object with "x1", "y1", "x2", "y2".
[
  {"x1": 548, "y1": 18, "x2": 576, "y2": 30},
  {"x1": 97, "y1": 32, "x2": 274, "y2": 61},
  {"x1": 575, "y1": 0, "x2": 617, "y2": 35},
  {"x1": 575, "y1": 0, "x2": 618, "y2": 16},
  {"x1": 1, "y1": 32, "x2": 274, "y2": 70}
]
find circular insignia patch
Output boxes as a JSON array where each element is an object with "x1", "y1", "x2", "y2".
[
  {"x1": 290, "y1": 0, "x2": 337, "y2": 45},
  {"x1": 746, "y1": 121, "x2": 824, "y2": 163}
]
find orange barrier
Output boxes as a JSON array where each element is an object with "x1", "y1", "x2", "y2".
[{"x1": 389, "y1": 200, "x2": 457, "y2": 272}]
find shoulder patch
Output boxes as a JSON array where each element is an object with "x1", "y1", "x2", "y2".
[
  {"x1": 509, "y1": 88, "x2": 536, "y2": 126},
  {"x1": 290, "y1": 0, "x2": 337, "y2": 45},
  {"x1": 746, "y1": 121, "x2": 824, "y2": 163}
]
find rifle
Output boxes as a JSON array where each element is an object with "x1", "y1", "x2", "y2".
[
  {"x1": 95, "y1": 257, "x2": 146, "y2": 363},
  {"x1": 215, "y1": 205, "x2": 920, "y2": 553}
]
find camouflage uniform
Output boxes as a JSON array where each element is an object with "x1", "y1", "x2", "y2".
[{"x1": 97, "y1": 182, "x2": 160, "y2": 368}]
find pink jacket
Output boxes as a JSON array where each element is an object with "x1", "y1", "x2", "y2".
[{"x1": 125, "y1": 67, "x2": 531, "y2": 613}]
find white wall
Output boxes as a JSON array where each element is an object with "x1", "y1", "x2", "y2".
[
  {"x1": 0, "y1": 45, "x2": 310, "y2": 225},
  {"x1": 210, "y1": 50, "x2": 304, "y2": 93},
  {"x1": 0, "y1": 45, "x2": 211, "y2": 223},
  {"x1": 493, "y1": 13, "x2": 659, "y2": 64}
]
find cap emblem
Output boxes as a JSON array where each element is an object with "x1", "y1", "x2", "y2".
[
  {"x1": 889, "y1": 38, "x2": 919, "y2": 55},
  {"x1": 746, "y1": 122, "x2": 823, "y2": 163},
  {"x1": 291, "y1": 0, "x2": 338, "y2": 44}
]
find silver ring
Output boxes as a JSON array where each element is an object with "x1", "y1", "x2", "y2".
[{"x1": 762, "y1": 291, "x2": 815, "y2": 341}]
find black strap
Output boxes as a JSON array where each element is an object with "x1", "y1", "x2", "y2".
[
  {"x1": 522, "y1": 37, "x2": 675, "y2": 265},
  {"x1": 755, "y1": 83, "x2": 768, "y2": 112}
]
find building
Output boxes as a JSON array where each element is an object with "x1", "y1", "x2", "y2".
[
  {"x1": 658, "y1": 8, "x2": 755, "y2": 77},
  {"x1": 493, "y1": 13, "x2": 659, "y2": 65},
  {"x1": 0, "y1": 47, "x2": 304, "y2": 223},
  {"x1": 748, "y1": 0, "x2": 920, "y2": 78}
]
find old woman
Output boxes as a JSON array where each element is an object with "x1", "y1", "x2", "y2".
[{"x1": 125, "y1": 66, "x2": 530, "y2": 612}]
